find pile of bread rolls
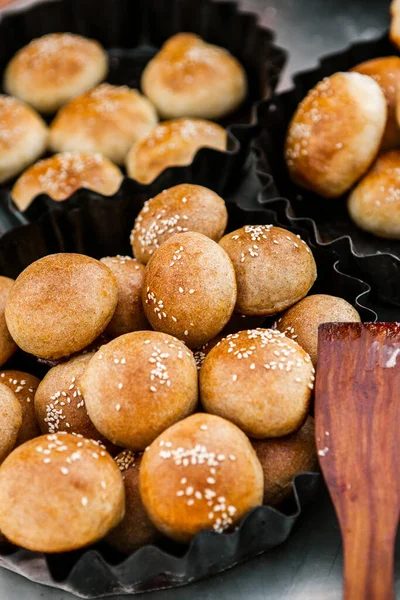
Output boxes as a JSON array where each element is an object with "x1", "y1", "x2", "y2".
[
  {"x1": 0, "y1": 183, "x2": 361, "y2": 554},
  {"x1": 0, "y1": 31, "x2": 247, "y2": 211}
]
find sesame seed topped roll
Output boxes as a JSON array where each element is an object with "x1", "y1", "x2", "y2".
[
  {"x1": 0, "y1": 383, "x2": 22, "y2": 464},
  {"x1": 0, "y1": 371, "x2": 40, "y2": 445},
  {"x1": 0, "y1": 277, "x2": 17, "y2": 368}
]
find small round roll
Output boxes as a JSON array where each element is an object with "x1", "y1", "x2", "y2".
[
  {"x1": 0, "y1": 383, "x2": 22, "y2": 463},
  {"x1": 0, "y1": 433, "x2": 125, "y2": 552},
  {"x1": 348, "y1": 150, "x2": 400, "y2": 239},
  {"x1": 131, "y1": 183, "x2": 228, "y2": 264},
  {"x1": 275, "y1": 294, "x2": 361, "y2": 366},
  {"x1": 11, "y1": 152, "x2": 123, "y2": 211},
  {"x1": 285, "y1": 72, "x2": 387, "y2": 198},
  {"x1": 125, "y1": 118, "x2": 227, "y2": 184},
  {"x1": 141, "y1": 33, "x2": 247, "y2": 120},
  {"x1": 140, "y1": 413, "x2": 263, "y2": 543},
  {"x1": 0, "y1": 371, "x2": 40, "y2": 445},
  {"x1": 49, "y1": 84, "x2": 158, "y2": 165},
  {"x1": 4, "y1": 33, "x2": 108, "y2": 114},
  {"x1": 0, "y1": 277, "x2": 17, "y2": 368},
  {"x1": 0, "y1": 95, "x2": 48, "y2": 184},
  {"x1": 350, "y1": 57, "x2": 400, "y2": 150},
  {"x1": 5, "y1": 253, "x2": 118, "y2": 360}
]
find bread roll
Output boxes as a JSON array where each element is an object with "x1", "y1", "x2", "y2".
[
  {"x1": 0, "y1": 383, "x2": 22, "y2": 463},
  {"x1": 0, "y1": 277, "x2": 17, "y2": 368},
  {"x1": 0, "y1": 371, "x2": 40, "y2": 445}
]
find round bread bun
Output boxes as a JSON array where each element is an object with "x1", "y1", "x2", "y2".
[
  {"x1": 49, "y1": 84, "x2": 158, "y2": 165},
  {"x1": 252, "y1": 416, "x2": 317, "y2": 506},
  {"x1": 219, "y1": 225, "x2": 316, "y2": 316},
  {"x1": 81, "y1": 331, "x2": 198, "y2": 450},
  {"x1": 200, "y1": 329, "x2": 314, "y2": 438},
  {"x1": 275, "y1": 294, "x2": 361, "y2": 366},
  {"x1": 131, "y1": 183, "x2": 228, "y2": 264},
  {"x1": 141, "y1": 33, "x2": 247, "y2": 120},
  {"x1": 100, "y1": 256, "x2": 148, "y2": 337},
  {"x1": 285, "y1": 72, "x2": 387, "y2": 198},
  {"x1": 391, "y1": 0, "x2": 400, "y2": 50},
  {"x1": 5, "y1": 253, "x2": 118, "y2": 360},
  {"x1": 4, "y1": 33, "x2": 108, "y2": 114},
  {"x1": 0, "y1": 95, "x2": 48, "y2": 184},
  {"x1": 11, "y1": 152, "x2": 123, "y2": 211},
  {"x1": 0, "y1": 277, "x2": 17, "y2": 368},
  {"x1": 0, "y1": 383, "x2": 22, "y2": 463},
  {"x1": 143, "y1": 231, "x2": 237, "y2": 347},
  {"x1": 106, "y1": 450, "x2": 158, "y2": 553},
  {"x1": 348, "y1": 150, "x2": 400, "y2": 239},
  {"x1": 140, "y1": 413, "x2": 263, "y2": 543},
  {"x1": 0, "y1": 433, "x2": 125, "y2": 552},
  {"x1": 0, "y1": 371, "x2": 40, "y2": 445},
  {"x1": 350, "y1": 57, "x2": 400, "y2": 150},
  {"x1": 125, "y1": 118, "x2": 227, "y2": 184}
]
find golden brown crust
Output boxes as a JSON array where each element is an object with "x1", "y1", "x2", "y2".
[
  {"x1": 139, "y1": 413, "x2": 263, "y2": 543},
  {"x1": 0, "y1": 383, "x2": 22, "y2": 463},
  {"x1": 275, "y1": 294, "x2": 361, "y2": 366},
  {"x1": 5, "y1": 253, "x2": 118, "y2": 360},
  {"x1": 0, "y1": 371, "x2": 40, "y2": 445},
  {"x1": 131, "y1": 184, "x2": 228, "y2": 264},
  {"x1": 0, "y1": 433, "x2": 125, "y2": 552},
  {"x1": 391, "y1": 0, "x2": 400, "y2": 50},
  {"x1": 81, "y1": 331, "x2": 198, "y2": 450},
  {"x1": 143, "y1": 231, "x2": 237, "y2": 348},
  {"x1": 0, "y1": 277, "x2": 17, "y2": 368},
  {"x1": 125, "y1": 119, "x2": 227, "y2": 184},
  {"x1": 200, "y1": 329, "x2": 314, "y2": 438},
  {"x1": 219, "y1": 226, "x2": 316, "y2": 316}
]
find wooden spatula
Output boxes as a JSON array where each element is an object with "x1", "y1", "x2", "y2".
[{"x1": 315, "y1": 322, "x2": 400, "y2": 600}]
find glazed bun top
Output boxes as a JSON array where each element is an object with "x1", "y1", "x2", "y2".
[
  {"x1": 141, "y1": 33, "x2": 247, "y2": 120},
  {"x1": 4, "y1": 33, "x2": 108, "y2": 114}
]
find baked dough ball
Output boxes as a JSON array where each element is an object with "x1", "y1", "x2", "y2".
[
  {"x1": 0, "y1": 371, "x2": 40, "y2": 445},
  {"x1": 275, "y1": 294, "x2": 361, "y2": 366},
  {"x1": 348, "y1": 150, "x2": 400, "y2": 239},
  {"x1": 140, "y1": 413, "x2": 263, "y2": 543},
  {"x1": 81, "y1": 331, "x2": 198, "y2": 450},
  {"x1": 0, "y1": 384, "x2": 22, "y2": 463},
  {"x1": 126, "y1": 118, "x2": 227, "y2": 184},
  {"x1": 100, "y1": 256, "x2": 148, "y2": 337},
  {"x1": 11, "y1": 152, "x2": 123, "y2": 211},
  {"x1": 0, "y1": 277, "x2": 17, "y2": 368},
  {"x1": 391, "y1": 0, "x2": 400, "y2": 50},
  {"x1": 0, "y1": 433, "x2": 124, "y2": 552},
  {"x1": 0, "y1": 95, "x2": 48, "y2": 184},
  {"x1": 141, "y1": 33, "x2": 247, "y2": 120},
  {"x1": 200, "y1": 329, "x2": 314, "y2": 438},
  {"x1": 252, "y1": 416, "x2": 317, "y2": 506},
  {"x1": 5, "y1": 253, "x2": 118, "y2": 360},
  {"x1": 285, "y1": 72, "x2": 387, "y2": 198},
  {"x1": 131, "y1": 184, "x2": 228, "y2": 264},
  {"x1": 106, "y1": 450, "x2": 158, "y2": 553},
  {"x1": 350, "y1": 57, "x2": 400, "y2": 150},
  {"x1": 219, "y1": 225, "x2": 316, "y2": 316},
  {"x1": 4, "y1": 33, "x2": 108, "y2": 114},
  {"x1": 143, "y1": 232, "x2": 237, "y2": 347},
  {"x1": 49, "y1": 84, "x2": 158, "y2": 165}
]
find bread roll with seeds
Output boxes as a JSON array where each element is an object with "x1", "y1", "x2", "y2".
[
  {"x1": 200, "y1": 329, "x2": 314, "y2": 438},
  {"x1": 11, "y1": 152, "x2": 123, "y2": 211},
  {"x1": 81, "y1": 331, "x2": 198, "y2": 450},
  {"x1": 106, "y1": 450, "x2": 158, "y2": 552},
  {"x1": 285, "y1": 72, "x2": 387, "y2": 198},
  {"x1": 0, "y1": 277, "x2": 17, "y2": 368},
  {"x1": 141, "y1": 33, "x2": 247, "y2": 120},
  {"x1": 5, "y1": 253, "x2": 118, "y2": 360},
  {"x1": 0, "y1": 383, "x2": 22, "y2": 463},
  {"x1": 143, "y1": 231, "x2": 237, "y2": 347},
  {"x1": 219, "y1": 225, "x2": 316, "y2": 316},
  {"x1": 0, "y1": 95, "x2": 48, "y2": 184},
  {"x1": 49, "y1": 84, "x2": 158, "y2": 165},
  {"x1": 100, "y1": 256, "x2": 148, "y2": 337},
  {"x1": 140, "y1": 413, "x2": 263, "y2": 543},
  {"x1": 4, "y1": 33, "x2": 108, "y2": 114},
  {"x1": 131, "y1": 184, "x2": 228, "y2": 264},
  {"x1": 125, "y1": 118, "x2": 227, "y2": 184},
  {"x1": 350, "y1": 57, "x2": 400, "y2": 151},
  {"x1": 275, "y1": 294, "x2": 361, "y2": 366},
  {"x1": 0, "y1": 371, "x2": 40, "y2": 445},
  {"x1": 252, "y1": 416, "x2": 317, "y2": 505},
  {"x1": 0, "y1": 433, "x2": 124, "y2": 552}
]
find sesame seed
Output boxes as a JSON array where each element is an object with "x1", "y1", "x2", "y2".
[
  {"x1": 81, "y1": 497, "x2": 88, "y2": 507},
  {"x1": 115, "y1": 403, "x2": 121, "y2": 411}
]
